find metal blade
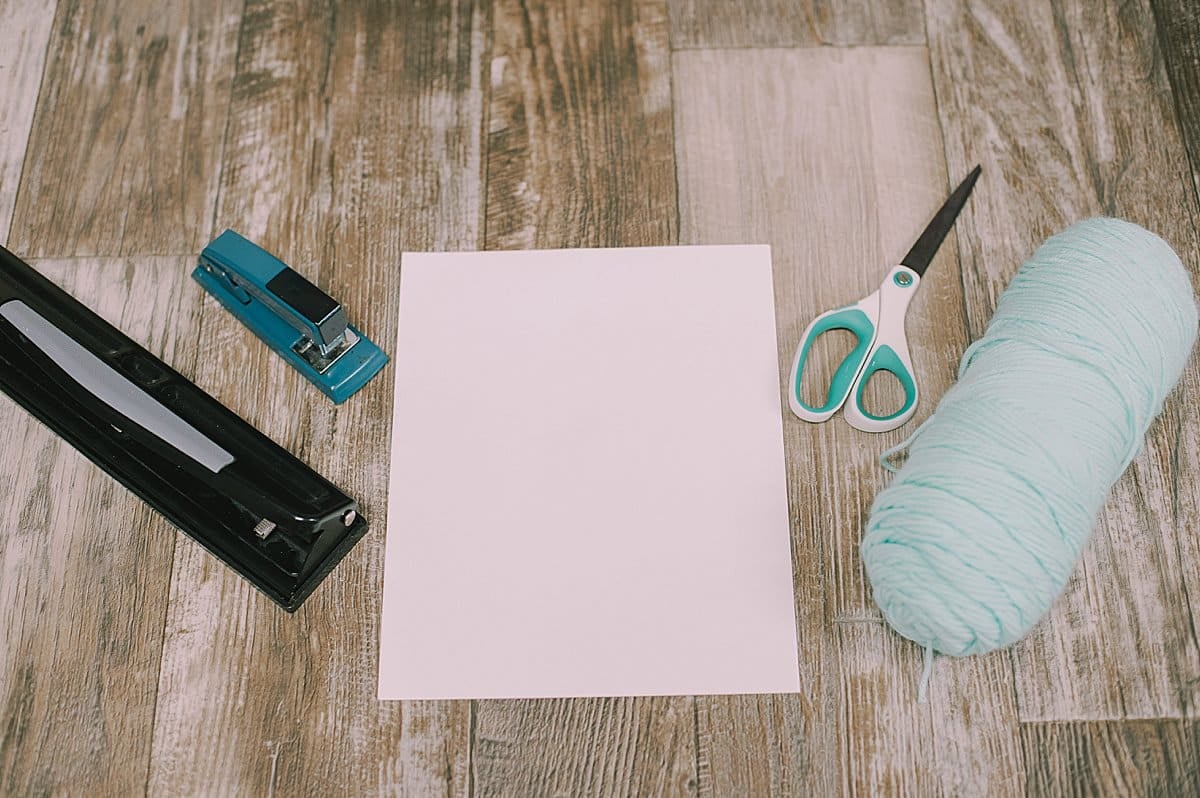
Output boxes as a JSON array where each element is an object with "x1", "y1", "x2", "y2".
[{"x1": 900, "y1": 165, "x2": 981, "y2": 276}]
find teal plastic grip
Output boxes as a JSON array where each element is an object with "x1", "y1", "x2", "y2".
[
  {"x1": 851, "y1": 343, "x2": 917, "y2": 422},
  {"x1": 792, "y1": 307, "x2": 875, "y2": 414}
]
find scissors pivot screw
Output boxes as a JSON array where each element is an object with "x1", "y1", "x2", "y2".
[{"x1": 894, "y1": 272, "x2": 913, "y2": 287}]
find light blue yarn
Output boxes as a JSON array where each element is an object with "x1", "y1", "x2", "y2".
[{"x1": 861, "y1": 217, "x2": 1198, "y2": 657}]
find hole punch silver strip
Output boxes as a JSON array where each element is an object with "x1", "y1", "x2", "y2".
[{"x1": 0, "y1": 300, "x2": 236, "y2": 473}]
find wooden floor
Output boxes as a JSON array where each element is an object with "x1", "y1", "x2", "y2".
[{"x1": 2, "y1": 0, "x2": 1200, "y2": 794}]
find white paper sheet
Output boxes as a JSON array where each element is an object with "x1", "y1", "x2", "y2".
[{"x1": 378, "y1": 245, "x2": 799, "y2": 699}]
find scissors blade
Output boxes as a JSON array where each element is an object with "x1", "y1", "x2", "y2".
[{"x1": 900, "y1": 165, "x2": 981, "y2": 276}]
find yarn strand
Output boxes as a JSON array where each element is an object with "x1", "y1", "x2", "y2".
[{"x1": 917, "y1": 644, "x2": 935, "y2": 703}]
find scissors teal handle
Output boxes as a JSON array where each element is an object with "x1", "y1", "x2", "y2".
[
  {"x1": 787, "y1": 166, "x2": 981, "y2": 433},
  {"x1": 788, "y1": 265, "x2": 921, "y2": 432}
]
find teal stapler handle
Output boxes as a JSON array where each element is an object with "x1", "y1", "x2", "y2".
[{"x1": 194, "y1": 230, "x2": 388, "y2": 404}]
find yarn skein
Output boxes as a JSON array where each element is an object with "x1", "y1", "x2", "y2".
[{"x1": 862, "y1": 217, "x2": 1197, "y2": 660}]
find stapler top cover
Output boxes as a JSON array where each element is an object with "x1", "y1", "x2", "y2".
[
  {"x1": 195, "y1": 230, "x2": 388, "y2": 404},
  {"x1": 0, "y1": 245, "x2": 369, "y2": 611}
]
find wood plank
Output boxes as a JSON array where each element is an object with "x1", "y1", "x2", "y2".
[
  {"x1": 925, "y1": 0, "x2": 1200, "y2": 721},
  {"x1": 667, "y1": 0, "x2": 924, "y2": 49},
  {"x1": 693, "y1": 695, "x2": 810, "y2": 797},
  {"x1": 673, "y1": 45, "x2": 1024, "y2": 796},
  {"x1": 0, "y1": 256, "x2": 200, "y2": 796},
  {"x1": 7, "y1": 0, "x2": 241, "y2": 258},
  {"x1": 472, "y1": 1, "x2": 694, "y2": 794},
  {"x1": 1021, "y1": 720, "x2": 1200, "y2": 796},
  {"x1": 0, "y1": 1, "x2": 56, "y2": 245},
  {"x1": 1153, "y1": 0, "x2": 1200, "y2": 194},
  {"x1": 144, "y1": 1, "x2": 487, "y2": 794},
  {"x1": 485, "y1": 0, "x2": 676, "y2": 250},
  {"x1": 472, "y1": 699, "x2": 696, "y2": 796}
]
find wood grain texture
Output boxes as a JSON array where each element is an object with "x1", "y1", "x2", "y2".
[
  {"x1": 1153, "y1": 0, "x2": 1200, "y2": 194},
  {"x1": 0, "y1": 256, "x2": 200, "y2": 796},
  {"x1": 3, "y1": 0, "x2": 1200, "y2": 793},
  {"x1": 474, "y1": 2, "x2": 694, "y2": 795},
  {"x1": 472, "y1": 699, "x2": 696, "y2": 797},
  {"x1": 673, "y1": 46, "x2": 1023, "y2": 796},
  {"x1": 486, "y1": 0, "x2": 676, "y2": 250},
  {"x1": 925, "y1": 0, "x2": 1200, "y2": 722},
  {"x1": 0, "y1": 1, "x2": 56, "y2": 245},
  {"x1": 667, "y1": 0, "x2": 924, "y2": 49},
  {"x1": 7, "y1": 0, "x2": 241, "y2": 257},
  {"x1": 693, "y1": 695, "x2": 809, "y2": 797},
  {"x1": 144, "y1": 1, "x2": 487, "y2": 794},
  {"x1": 1021, "y1": 720, "x2": 1200, "y2": 797}
]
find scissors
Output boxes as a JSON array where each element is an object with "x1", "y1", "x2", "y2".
[{"x1": 788, "y1": 166, "x2": 980, "y2": 433}]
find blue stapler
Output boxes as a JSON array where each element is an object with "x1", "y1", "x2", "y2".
[{"x1": 194, "y1": 230, "x2": 388, "y2": 403}]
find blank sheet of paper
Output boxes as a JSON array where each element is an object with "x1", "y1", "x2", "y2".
[{"x1": 379, "y1": 245, "x2": 799, "y2": 699}]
